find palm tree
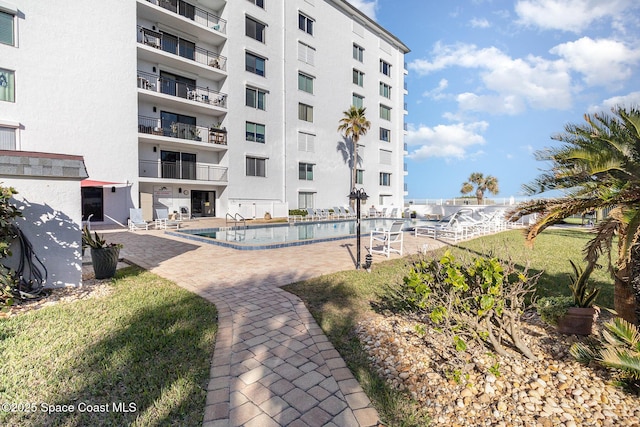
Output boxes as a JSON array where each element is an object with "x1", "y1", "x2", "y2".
[
  {"x1": 337, "y1": 106, "x2": 371, "y2": 196},
  {"x1": 460, "y1": 172, "x2": 499, "y2": 204},
  {"x1": 508, "y1": 106, "x2": 640, "y2": 324}
]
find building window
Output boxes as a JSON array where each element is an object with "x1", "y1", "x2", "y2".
[
  {"x1": 356, "y1": 169, "x2": 364, "y2": 185},
  {"x1": 352, "y1": 94, "x2": 364, "y2": 109},
  {"x1": 246, "y1": 52, "x2": 266, "y2": 76},
  {"x1": 161, "y1": 32, "x2": 196, "y2": 61},
  {"x1": 380, "y1": 172, "x2": 391, "y2": 186},
  {"x1": 298, "y1": 103, "x2": 313, "y2": 122},
  {"x1": 298, "y1": 42, "x2": 316, "y2": 65},
  {"x1": 298, "y1": 72, "x2": 314, "y2": 94},
  {"x1": 380, "y1": 149, "x2": 392, "y2": 165},
  {"x1": 0, "y1": 11, "x2": 15, "y2": 46},
  {"x1": 380, "y1": 128, "x2": 390, "y2": 142},
  {"x1": 246, "y1": 156, "x2": 266, "y2": 177},
  {"x1": 298, "y1": 192, "x2": 314, "y2": 209},
  {"x1": 246, "y1": 87, "x2": 266, "y2": 110},
  {"x1": 380, "y1": 104, "x2": 391, "y2": 121},
  {"x1": 299, "y1": 163, "x2": 314, "y2": 180},
  {"x1": 248, "y1": 0, "x2": 265, "y2": 8},
  {"x1": 246, "y1": 122, "x2": 266, "y2": 143},
  {"x1": 353, "y1": 69, "x2": 364, "y2": 87},
  {"x1": 161, "y1": 150, "x2": 196, "y2": 180},
  {"x1": 0, "y1": 126, "x2": 16, "y2": 150},
  {"x1": 298, "y1": 13, "x2": 314, "y2": 35},
  {"x1": 298, "y1": 132, "x2": 315, "y2": 152},
  {"x1": 0, "y1": 69, "x2": 15, "y2": 103},
  {"x1": 380, "y1": 82, "x2": 391, "y2": 99},
  {"x1": 353, "y1": 44, "x2": 364, "y2": 62},
  {"x1": 245, "y1": 16, "x2": 265, "y2": 42},
  {"x1": 380, "y1": 59, "x2": 392, "y2": 77}
]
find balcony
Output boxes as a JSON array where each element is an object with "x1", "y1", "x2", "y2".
[
  {"x1": 139, "y1": 159, "x2": 228, "y2": 183},
  {"x1": 137, "y1": 70, "x2": 227, "y2": 109},
  {"x1": 143, "y1": 0, "x2": 226, "y2": 33},
  {"x1": 137, "y1": 26, "x2": 227, "y2": 76},
  {"x1": 138, "y1": 115, "x2": 227, "y2": 147}
]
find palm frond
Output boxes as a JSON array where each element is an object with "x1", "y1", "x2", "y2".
[
  {"x1": 570, "y1": 342, "x2": 597, "y2": 364},
  {"x1": 598, "y1": 348, "x2": 640, "y2": 380},
  {"x1": 603, "y1": 317, "x2": 640, "y2": 349}
]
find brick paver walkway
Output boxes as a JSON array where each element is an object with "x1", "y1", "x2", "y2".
[{"x1": 99, "y1": 220, "x2": 440, "y2": 427}]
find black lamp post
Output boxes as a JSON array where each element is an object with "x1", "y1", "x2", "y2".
[{"x1": 348, "y1": 187, "x2": 368, "y2": 269}]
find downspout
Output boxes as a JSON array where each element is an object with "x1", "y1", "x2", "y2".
[{"x1": 281, "y1": 0, "x2": 288, "y2": 205}]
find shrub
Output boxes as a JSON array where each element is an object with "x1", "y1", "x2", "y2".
[
  {"x1": 398, "y1": 250, "x2": 539, "y2": 362},
  {"x1": 289, "y1": 209, "x2": 308, "y2": 217},
  {"x1": 571, "y1": 317, "x2": 640, "y2": 393},
  {"x1": 0, "y1": 185, "x2": 22, "y2": 309}
]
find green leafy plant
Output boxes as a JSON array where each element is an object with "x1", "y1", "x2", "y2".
[
  {"x1": 536, "y1": 259, "x2": 600, "y2": 325},
  {"x1": 571, "y1": 317, "x2": 640, "y2": 392},
  {"x1": 568, "y1": 259, "x2": 600, "y2": 307},
  {"x1": 400, "y1": 250, "x2": 539, "y2": 362},
  {"x1": 0, "y1": 185, "x2": 22, "y2": 308},
  {"x1": 82, "y1": 225, "x2": 122, "y2": 250}
]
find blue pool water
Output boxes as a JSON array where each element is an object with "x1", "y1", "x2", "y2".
[{"x1": 169, "y1": 218, "x2": 436, "y2": 250}]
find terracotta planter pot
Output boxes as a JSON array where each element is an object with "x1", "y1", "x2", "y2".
[
  {"x1": 557, "y1": 307, "x2": 599, "y2": 335},
  {"x1": 91, "y1": 246, "x2": 120, "y2": 280}
]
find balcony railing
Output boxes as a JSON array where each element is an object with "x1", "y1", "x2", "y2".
[
  {"x1": 137, "y1": 71, "x2": 227, "y2": 108},
  {"x1": 138, "y1": 115, "x2": 227, "y2": 145},
  {"x1": 139, "y1": 159, "x2": 228, "y2": 182},
  {"x1": 145, "y1": 0, "x2": 227, "y2": 34},
  {"x1": 138, "y1": 26, "x2": 227, "y2": 71}
]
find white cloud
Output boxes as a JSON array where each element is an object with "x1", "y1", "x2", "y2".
[
  {"x1": 470, "y1": 18, "x2": 491, "y2": 28},
  {"x1": 409, "y1": 43, "x2": 573, "y2": 113},
  {"x1": 406, "y1": 121, "x2": 489, "y2": 160},
  {"x1": 550, "y1": 37, "x2": 640, "y2": 87},
  {"x1": 588, "y1": 91, "x2": 640, "y2": 113},
  {"x1": 515, "y1": 0, "x2": 633, "y2": 33},
  {"x1": 348, "y1": 0, "x2": 378, "y2": 21},
  {"x1": 422, "y1": 79, "x2": 449, "y2": 100}
]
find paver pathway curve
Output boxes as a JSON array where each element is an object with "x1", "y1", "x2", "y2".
[{"x1": 101, "y1": 226, "x2": 433, "y2": 426}]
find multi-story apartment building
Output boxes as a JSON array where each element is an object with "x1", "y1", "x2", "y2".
[{"x1": 0, "y1": 0, "x2": 409, "y2": 224}]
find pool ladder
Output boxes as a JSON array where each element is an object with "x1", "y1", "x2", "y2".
[{"x1": 226, "y1": 213, "x2": 247, "y2": 229}]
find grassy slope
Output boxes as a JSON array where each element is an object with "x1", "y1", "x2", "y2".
[{"x1": 0, "y1": 267, "x2": 217, "y2": 427}]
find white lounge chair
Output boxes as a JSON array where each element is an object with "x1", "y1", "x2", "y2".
[
  {"x1": 332, "y1": 207, "x2": 347, "y2": 219},
  {"x1": 305, "y1": 208, "x2": 320, "y2": 221},
  {"x1": 415, "y1": 210, "x2": 470, "y2": 243},
  {"x1": 369, "y1": 220, "x2": 405, "y2": 257},
  {"x1": 128, "y1": 208, "x2": 149, "y2": 231},
  {"x1": 155, "y1": 208, "x2": 182, "y2": 229}
]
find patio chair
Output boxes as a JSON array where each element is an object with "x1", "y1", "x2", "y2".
[
  {"x1": 388, "y1": 207, "x2": 399, "y2": 218},
  {"x1": 128, "y1": 208, "x2": 149, "y2": 231},
  {"x1": 155, "y1": 208, "x2": 182, "y2": 229},
  {"x1": 415, "y1": 210, "x2": 468, "y2": 243},
  {"x1": 369, "y1": 220, "x2": 405, "y2": 257},
  {"x1": 332, "y1": 207, "x2": 347, "y2": 219},
  {"x1": 305, "y1": 208, "x2": 320, "y2": 221}
]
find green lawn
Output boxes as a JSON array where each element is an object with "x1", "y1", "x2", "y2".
[
  {"x1": 0, "y1": 267, "x2": 217, "y2": 427},
  {"x1": 283, "y1": 227, "x2": 615, "y2": 426}
]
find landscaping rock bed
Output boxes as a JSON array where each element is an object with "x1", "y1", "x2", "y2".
[{"x1": 355, "y1": 311, "x2": 640, "y2": 426}]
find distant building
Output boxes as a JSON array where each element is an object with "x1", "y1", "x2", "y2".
[{"x1": 0, "y1": 0, "x2": 409, "y2": 224}]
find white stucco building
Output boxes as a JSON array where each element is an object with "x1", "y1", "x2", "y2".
[{"x1": 1, "y1": 0, "x2": 409, "y2": 224}]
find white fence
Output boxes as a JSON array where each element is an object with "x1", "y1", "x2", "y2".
[{"x1": 228, "y1": 201, "x2": 289, "y2": 219}]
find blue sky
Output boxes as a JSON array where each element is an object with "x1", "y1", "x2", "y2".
[{"x1": 350, "y1": 0, "x2": 640, "y2": 200}]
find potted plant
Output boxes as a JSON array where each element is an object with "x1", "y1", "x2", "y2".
[
  {"x1": 82, "y1": 225, "x2": 122, "y2": 279},
  {"x1": 537, "y1": 260, "x2": 600, "y2": 335},
  {"x1": 190, "y1": 126, "x2": 201, "y2": 141}
]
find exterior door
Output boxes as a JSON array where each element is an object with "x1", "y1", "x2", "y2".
[
  {"x1": 191, "y1": 190, "x2": 215, "y2": 217},
  {"x1": 81, "y1": 187, "x2": 104, "y2": 222}
]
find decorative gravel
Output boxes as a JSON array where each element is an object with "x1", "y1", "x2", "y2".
[{"x1": 355, "y1": 311, "x2": 640, "y2": 427}]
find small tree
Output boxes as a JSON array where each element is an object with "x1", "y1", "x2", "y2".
[
  {"x1": 338, "y1": 106, "x2": 371, "y2": 206},
  {"x1": 461, "y1": 172, "x2": 499, "y2": 204},
  {"x1": 0, "y1": 185, "x2": 22, "y2": 308}
]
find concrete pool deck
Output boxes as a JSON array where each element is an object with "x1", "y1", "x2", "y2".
[{"x1": 93, "y1": 218, "x2": 446, "y2": 426}]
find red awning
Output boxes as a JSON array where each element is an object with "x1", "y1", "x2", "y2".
[{"x1": 81, "y1": 179, "x2": 120, "y2": 187}]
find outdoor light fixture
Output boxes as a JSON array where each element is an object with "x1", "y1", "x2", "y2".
[
  {"x1": 111, "y1": 186, "x2": 116, "y2": 193},
  {"x1": 348, "y1": 187, "x2": 368, "y2": 269},
  {"x1": 178, "y1": 187, "x2": 182, "y2": 194}
]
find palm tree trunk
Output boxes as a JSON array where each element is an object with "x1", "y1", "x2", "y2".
[
  {"x1": 632, "y1": 244, "x2": 640, "y2": 324},
  {"x1": 615, "y1": 265, "x2": 637, "y2": 325}
]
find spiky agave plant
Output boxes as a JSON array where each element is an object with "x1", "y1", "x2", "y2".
[
  {"x1": 568, "y1": 260, "x2": 600, "y2": 308},
  {"x1": 571, "y1": 317, "x2": 640, "y2": 391}
]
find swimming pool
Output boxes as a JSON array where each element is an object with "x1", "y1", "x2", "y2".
[{"x1": 168, "y1": 218, "x2": 435, "y2": 250}]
